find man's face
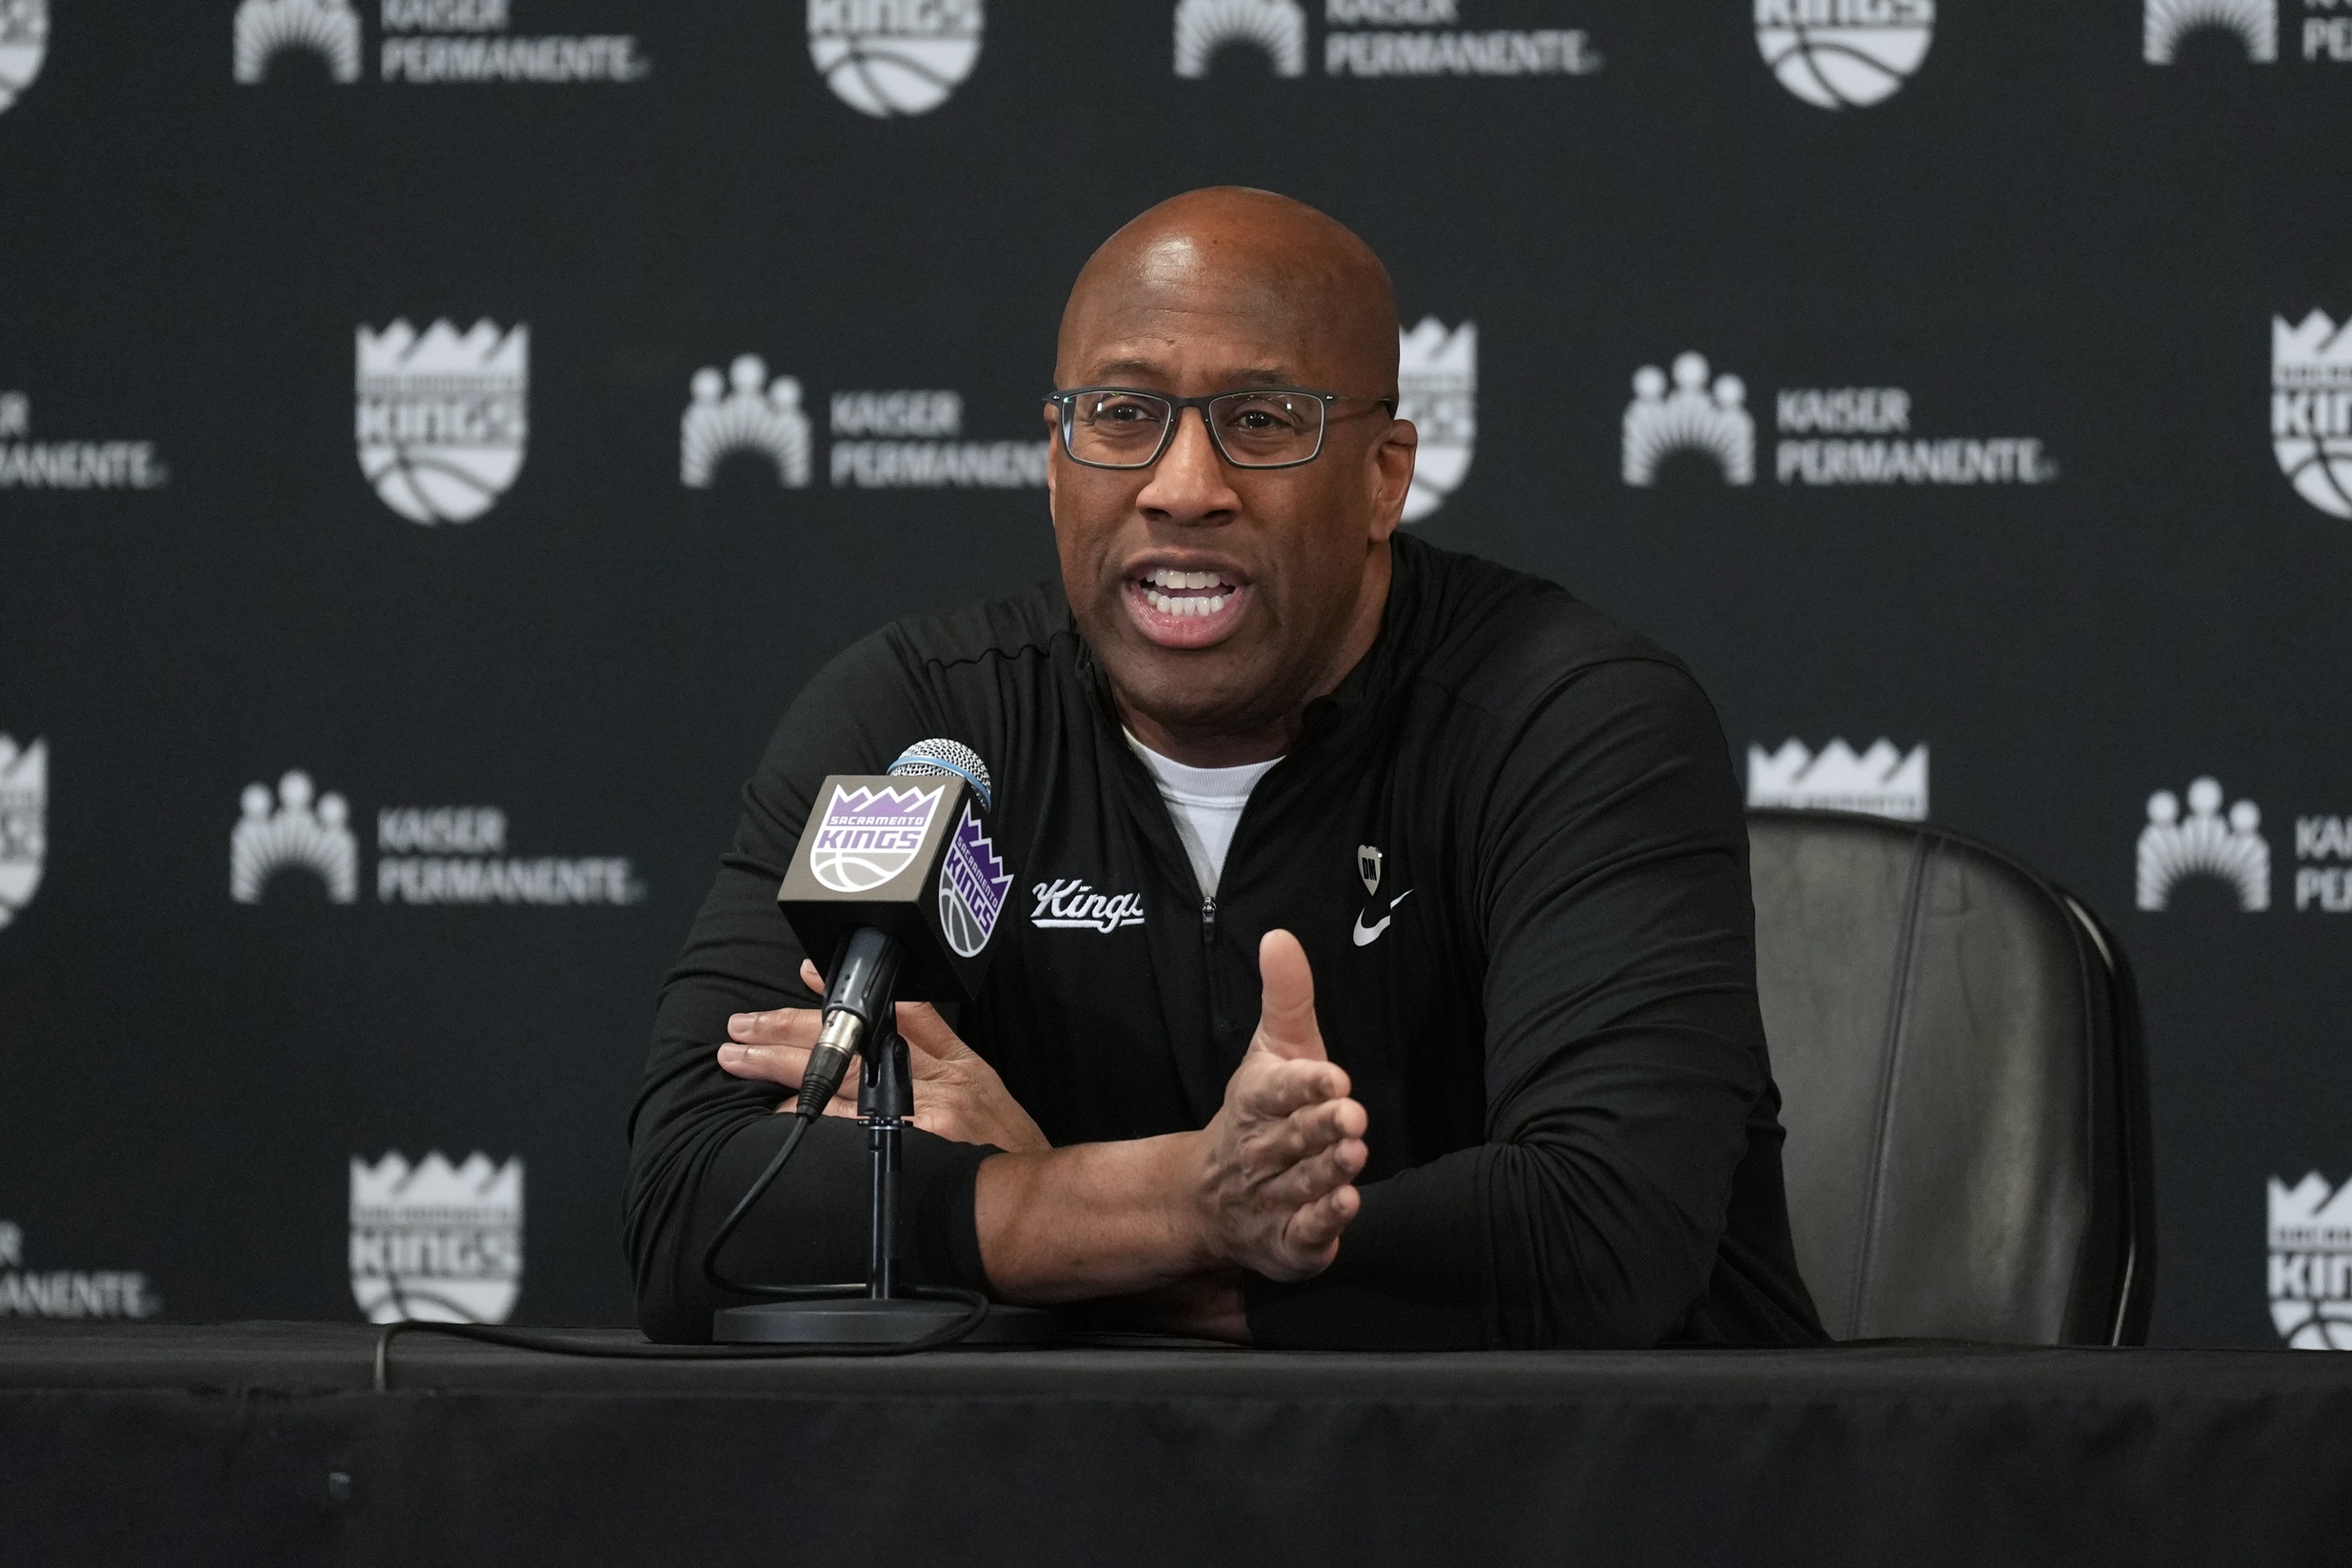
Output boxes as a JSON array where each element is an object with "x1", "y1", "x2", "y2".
[{"x1": 1046, "y1": 239, "x2": 1415, "y2": 744}]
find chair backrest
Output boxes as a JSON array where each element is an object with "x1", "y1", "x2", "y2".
[{"x1": 1747, "y1": 810, "x2": 2154, "y2": 1344}]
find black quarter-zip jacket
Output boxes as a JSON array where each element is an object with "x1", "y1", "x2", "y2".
[{"x1": 626, "y1": 535, "x2": 1824, "y2": 1348}]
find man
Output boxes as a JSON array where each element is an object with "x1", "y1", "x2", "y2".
[{"x1": 626, "y1": 189, "x2": 1824, "y2": 1348}]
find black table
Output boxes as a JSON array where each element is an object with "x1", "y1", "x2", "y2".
[{"x1": 4, "y1": 1322, "x2": 2350, "y2": 1565}]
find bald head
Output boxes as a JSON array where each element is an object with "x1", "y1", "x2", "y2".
[{"x1": 1056, "y1": 188, "x2": 1398, "y2": 398}]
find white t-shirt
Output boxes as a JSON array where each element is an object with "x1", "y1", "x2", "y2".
[{"x1": 1126, "y1": 730, "x2": 1280, "y2": 898}]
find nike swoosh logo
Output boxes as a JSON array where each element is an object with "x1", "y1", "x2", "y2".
[{"x1": 1352, "y1": 889, "x2": 1413, "y2": 947}]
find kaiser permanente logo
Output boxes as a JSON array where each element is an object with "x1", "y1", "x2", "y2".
[
  {"x1": 0, "y1": 1219, "x2": 160, "y2": 1320},
  {"x1": 2146, "y1": 0, "x2": 2352, "y2": 65},
  {"x1": 2134, "y1": 775, "x2": 2352, "y2": 915},
  {"x1": 1621, "y1": 352, "x2": 2057, "y2": 488},
  {"x1": 0, "y1": 390, "x2": 169, "y2": 490},
  {"x1": 2270, "y1": 1171, "x2": 2352, "y2": 1349},
  {"x1": 1399, "y1": 318, "x2": 1474, "y2": 522},
  {"x1": 1756, "y1": 0, "x2": 1934, "y2": 109},
  {"x1": 676, "y1": 367, "x2": 1046, "y2": 490},
  {"x1": 357, "y1": 319, "x2": 528, "y2": 525},
  {"x1": 0, "y1": 0, "x2": 49, "y2": 114},
  {"x1": 1747, "y1": 738, "x2": 1927, "y2": 820},
  {"x1": 832, "y1": 388, "x2": 1046, "y2": 487},
  {"x1": 2274, "y1": 309, "x2": 2352, "y2": 519},
  {"x1": 232, "y1": 771, "x2": 643, "y2": 906},
  {"x1": 350, "y1": 1151, "x2": 522, "y2": 1324},
  {"x1": 1175, "y1": 0, "x2": 1601, "y2": 80},
  {"x1": 682, "y1": 355, "x2": 812, "y2": 488},
  {"x1": 810, "y1": 0, "x2": 983, "y2": 117},
  {"x1": 235, "y1": 0, "x2": 648, "y2": 86},
  {"x1": 2136, "y1": 776, "x2": 2269, "y2": 912}
]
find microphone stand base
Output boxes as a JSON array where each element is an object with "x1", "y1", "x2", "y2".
[{"x1": 712, "y1": 1298, "x2": 1065, "y2": 1347}]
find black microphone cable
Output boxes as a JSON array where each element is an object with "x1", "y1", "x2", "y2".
[{"x1": 376, "y1": 1097, "x2": 988, "y2": 1391}]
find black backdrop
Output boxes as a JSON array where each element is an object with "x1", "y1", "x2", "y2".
[{"x1": 3, "y1": 1, "x2": 2348, "y2": 1348}]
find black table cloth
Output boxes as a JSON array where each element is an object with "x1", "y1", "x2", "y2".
[{"x1": 4, "y1": 1322, "x2": 2349, "y2": 1565}]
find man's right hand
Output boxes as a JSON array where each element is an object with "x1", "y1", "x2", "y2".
[
  {"x1": 972, "y1": 927, "x2": 1367, "y2": 1320},
  {"x1": 1190, "y1": 928, "x2": 1368, "y2": 1282}
]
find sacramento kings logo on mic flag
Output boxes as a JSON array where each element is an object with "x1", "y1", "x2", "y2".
[
  {"x1": 938, "y1": 803, "x2": 1012, "y2": 957},
  {"x1": 808, "y1": 784, "x2": 945, "y2": 893}
]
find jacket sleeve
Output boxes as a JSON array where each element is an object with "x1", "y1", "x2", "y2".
[
  {"x1": 624, "y1": 628, "x2": 996, "y2": 1343},
  {"x1": 1250, "y1": 658, "x2": 1796, "y2": 1349}
]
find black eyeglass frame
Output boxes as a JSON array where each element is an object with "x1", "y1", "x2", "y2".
[{"x1": 1044, "y1": 387, "x2": 1400, "y2": 471}]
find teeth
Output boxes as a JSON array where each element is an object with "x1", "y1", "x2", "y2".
[
  {"x1": 1145, "y1": 568, "x2": 1229, "y2": 591},
  {"x1": 1142, "y1": 589, "x2": 1233, "y2": 618}
]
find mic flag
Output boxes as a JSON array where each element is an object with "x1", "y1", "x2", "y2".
[{"x1": 775, "y1": 764, "x2": 1016, "y2": 1003}]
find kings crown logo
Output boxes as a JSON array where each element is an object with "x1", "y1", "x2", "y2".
[
  {"x1": 1623, "y1": 352, "x2": 1754, "y2": 486},
  {"x1": 1756, "y1": 0, "x2": 1934, "y2": 109},
  {"x1": 938, "y1": 804, "x2": 1013, "y2": 959},
  {"x1": 349, "y1": 1151, "x2": 523, "y2": 1324},
  {"x1": 2136, "y1": 776, "x2": 2270, "y2": 912},
  {"x1": 809, "y1": 0, "x2": 984, "y2": 117},
  {"x1": 2273, "y1": 309, "x2": 2352, "y2": 520},
  {"x1": 356, "y1": 319, "x2": 528, "y2": 525},
  {"x1": 1398, "y1": 318, "x2": 1475, "y2": 523},
  {"x1": 231, "y1": 769, "x2": 359, "y2": 904},
  {"x1": 1747, "y1": 739, "x2": 1928, "y2": 821},
  {"x1": 2143, "y1": 0, "x2": 2278, "y2": 64},
  {"x1": 2269, "y1": 1171, "x2": 2352, "y2": 1349},
  {"x1": 0, "y1": 735, "x2": 44, "y2": 931},
  {"x1": 234, "y1": 0, "x2": 364, "y2": 85},
  {"x1": 808, "y1": 784, "x2": 943, "y2": 894},
  {"x1": 0, "y1": 0, "x2": 47, "y2": 113},
  {"x1": 1174, "y1": 0, "x2": 1308, "y2": 77},
  {"x1": 682, "y1": 355, "x2": 811, "y2": 489}
]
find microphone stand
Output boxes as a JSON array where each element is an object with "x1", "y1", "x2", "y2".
[{"x1": 711, "y1": 1029, "x2": 1062, "y2": 1347}]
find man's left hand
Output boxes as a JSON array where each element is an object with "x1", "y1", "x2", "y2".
[{"x1": 718, "y1": 961, "x2": 1052, "y2": 1154}]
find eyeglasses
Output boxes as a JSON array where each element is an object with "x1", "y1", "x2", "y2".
[{"x1": 1045, "y1": 387, "x2": 1398, "y2": 471}]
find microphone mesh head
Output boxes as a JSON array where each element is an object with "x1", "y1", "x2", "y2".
[{"x1": 887, "y1": 738, "x2": 992, "y2": 809}]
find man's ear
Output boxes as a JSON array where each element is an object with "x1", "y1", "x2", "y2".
[
  {"x1": 1043, "y1": 406, "x2": 1061, "y2": 521},
  {"x1": 1368, "y1": 416, "x2": 1418, "y2": 541}
]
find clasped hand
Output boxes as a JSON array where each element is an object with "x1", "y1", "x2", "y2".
[{"x1": 717, "y1": 929, "x2": 1368, "y2": 1293}]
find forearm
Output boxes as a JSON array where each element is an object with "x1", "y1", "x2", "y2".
[{"x1": 973, "y1": 1133, "x2": 1218, "y2": 1304}]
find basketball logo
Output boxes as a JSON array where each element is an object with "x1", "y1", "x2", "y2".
[
  {"x1": 355, "y1": 320, "x2": 528, "y2": 526},
  {"x1": 1755, "y1": 0, "x2": 1935, "y2": 110},
  {"x1": 807, "y1": 784, "x2": 944, "y2": 894},
  {"x1": 937, "y1": 804, "x2": 1012, "y2": 959},
  {"x1": 1397, "y1": 318, "x2": 1476, "y2": 523},
  {"x1": 2268, "y1": 1173, "x2": 2352, "y2": 1349},
  {"x1": 808, "y1": 0, "x2": 984, "y2": 118},
  {"x1": 0, "y1": 0, "x2": 50, "y2": 115},
  {"x1": 2273, "y1": 310, "x2": 2352, "y2": 521}
]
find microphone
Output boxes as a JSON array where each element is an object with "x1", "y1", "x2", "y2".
[{"x1": 774, "y1": 738, "x2": 1015, "y2": 1117}]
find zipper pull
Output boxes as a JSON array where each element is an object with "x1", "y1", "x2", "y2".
[{"x1": 1200, "y1": 897, "x2": 1217, "y2": 944}]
